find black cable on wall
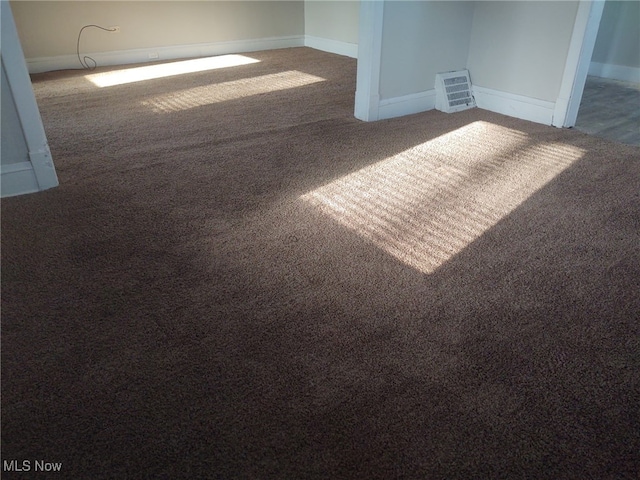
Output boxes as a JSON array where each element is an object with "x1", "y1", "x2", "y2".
[{"x1": 77, "y1": 24, "x2": 117, "y2": 70}]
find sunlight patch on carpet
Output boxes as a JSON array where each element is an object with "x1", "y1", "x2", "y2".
[
  {"x1": 301, "y1": 121, "x2": 586, "y2": 274},
  {"x1": 140, "y1": 71, "x2": 326, "y2": 113},
  {"x1": 85, "y1": 54, "x2": 260, "y2": 87}
]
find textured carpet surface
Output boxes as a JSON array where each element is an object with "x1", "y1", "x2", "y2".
[{"x1": 2, "y1": 47, "x2": 640, "y2": 479}]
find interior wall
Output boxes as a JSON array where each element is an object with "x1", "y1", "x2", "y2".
[
  {"x1": 466, "y1": 1, "x2": 580, "y2": 102},
  {"x1": 590, "y1": 0, "x2": 640, "y2": 80},
  {"x1": 10, "y1": 1, "x2": 304, "y2": 59},
  {"x1": 379, "y1": 1, "x2": 475, "y2": 100},
  {"x1": 304, "y1": 0, "x2": 359, "y2": 45}
]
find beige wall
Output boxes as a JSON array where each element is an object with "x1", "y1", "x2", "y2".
[
  {"x1": 379, "y1": 1, "x2": 475, "y2": 100},
  {"x1": 591, "y1": 0, "x2": 640, "y2": 69},
  {"x1": 467, "y1": 1, "x2": 579, "y2": 102},
  {"x1": 304, "y1": 0, "x2": 359, "y2": 44},
  {"x1": 11, "y1": 1, "x2": 304, "y2": 59}
]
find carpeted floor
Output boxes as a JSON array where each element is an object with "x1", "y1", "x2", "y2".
[{"x1": 2, "y1": 47, "x2": 640, "y2": 479}]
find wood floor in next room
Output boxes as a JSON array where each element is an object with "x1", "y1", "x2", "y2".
[{"x1": 575, "y1": 75, "x2": 640, "y2": 146}]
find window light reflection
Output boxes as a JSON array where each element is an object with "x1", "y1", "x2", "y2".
[
  {"x1": 141, "y1": 70, "x2": 326, "y2": 113},
  {"x1": 85, "y1": 54, "x2": 260, "y2": 87},
  {"x1": 301, "y1": 121, "x2": 586, "y2": 274}
]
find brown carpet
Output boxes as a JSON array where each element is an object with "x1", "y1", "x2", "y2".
[{"x1": 2, "y1": 47, "x2": 640, "y2": 479}]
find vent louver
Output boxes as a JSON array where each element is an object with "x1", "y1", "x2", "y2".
[{"x1": 435, "y1": 70, "x2": 476, "y2": 113}]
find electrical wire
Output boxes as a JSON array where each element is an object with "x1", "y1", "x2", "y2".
[{"x1": 77, "y1": 24, "x2": 116, "y2": 70}]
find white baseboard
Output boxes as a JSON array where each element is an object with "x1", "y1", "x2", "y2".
[
  {"x1": 472, "y1": 86, "x2": 556, "y2": 126},
  {"x1": 375, "y1": 87, "x2": 554, "y2": 125},
  {"x1": 1, "y1": 162, "x2": 40, "y2": 198},
  {"x1": 26, "y1": 35, "x2": 305, "y2": 73},
  {"x1": 378, "y1": 90, "x2": 437, "y2": 121},
  {"x1": 26, "y1": 34, "x2": 358, "y2": 74},
  {"x1": 304, "y1": 36, "x2": 358, "y2": 59},
  {"x1": 588, "y1": 62, "x2": 640, "y2": 84}
]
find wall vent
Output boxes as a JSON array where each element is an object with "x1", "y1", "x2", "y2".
[{"x1": 435, "y1": 70, "x2": 475, "y2": 113}]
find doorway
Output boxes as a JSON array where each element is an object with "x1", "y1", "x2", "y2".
[{"x1": 565, "y1": 1, "x2": 639, "y2": 144}]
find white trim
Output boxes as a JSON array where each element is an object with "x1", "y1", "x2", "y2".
[
  {"x1": 1, "y1": 161, "x2": 35, "y2": 174},
  {"x1": 472, "y1": 86, "x2": 556, "y2": 125},
  {"x1": 0, "y1": 162, "x2": 40, "y2": 198},
  {"x1": 25, "y1": 35, "x2": 305, "y2": 74},
  {"x1": 588, "y1": 62, "x2": 640, "y2": 84},
  {"x1": 354, "y1": 0, "x2": 384, "y2": 122},
  {"x1": 1, "y1": 1, "x2": 58, "y2": 197},
  {"x1": 378, "y1": 90, "x2": 436, "y2": 120},
  {"x1": 28, "y1": 149, "x2": 59, "y2": 191},
  {"x1": 304, "y1": 36, "x2": 357, "y2": 59},
  {"x1": 557, "y1": 0, "x2": 606, "y2": 128}
]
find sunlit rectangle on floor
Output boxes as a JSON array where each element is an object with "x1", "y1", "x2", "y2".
[
  {"x1": 301, "y1": 121, "x2": 586, "y2": 274},
  {"x1": 141, "y1": 70, "x2": 326, "y2": 113},
  {"x1": 85, "y1": 54, "x2": 260, "y2": 87}
]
